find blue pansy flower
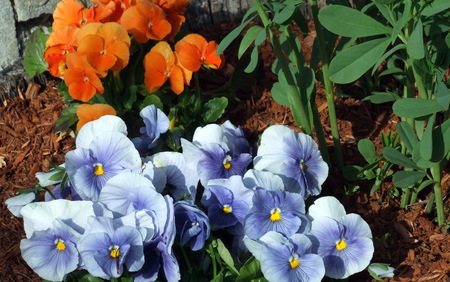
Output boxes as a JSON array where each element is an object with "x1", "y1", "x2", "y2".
[
  {"x1": 132, "y1": 104, "x2": 170, "y2": 153},
  {"x1": 174, "y1": 201, "x2": 210, "y2": 251},
  {"x1": 244, "y1": 188, "x2": 310, "y2": 240},
  {"x1": 65, "y1": 130, "x2": 142, "y2": 201},
  {"x1": 244, "y1": 231, "x2": 325, "y2": 281},
  {"x1": 77, "y1": 216, "x2": 145, "y2": 279},
  {"x1": 20, "y1": 219, "x2": 81, "y2": 281},
  {"x1": 201, "y1": 175, "x2": 253, "y2": 229},
  {"x1": 145, "y1": 151, "x2": 199, "y2": 201},
  {"x1": 5, "y1": 192, "x2": 36, "y2": 218},
  {"x1": 308, "y1": 196, "x2": 374, "y2": 279},
  {"x1": 253, "y1": 125, "x2": 328, "y2": 198}
]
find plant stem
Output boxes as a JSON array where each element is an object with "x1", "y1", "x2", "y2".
[
  {"x1": 309, "y1": 0, "x2": 344, "y2": 172},
  {"x1": 431, "y1": 164, "x2": 444, "y2": 226},
  {"x1": 252, "y1": 0, "x2": 312, "y2": 135},
  {"x1": 311, "y1": 92, "x2": 331, "y2": 166}
]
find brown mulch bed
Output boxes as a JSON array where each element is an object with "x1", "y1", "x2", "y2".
[{"x1": 1, "y1": 21, "x2": 449, "y2": 281}]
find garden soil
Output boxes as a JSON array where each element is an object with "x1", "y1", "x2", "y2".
[{"x1": 1, "y1": 21, "x2": 449, "y2": 281}]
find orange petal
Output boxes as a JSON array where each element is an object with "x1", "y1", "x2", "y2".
[
  {"x1": 46, "y1": 26, "x2": 79, "y2": 48},
  {"x1": 144, "y1": 51, "x2": 168, "y2": 93},
  {"x1": 44, "y1": 46, "x2": 68, "y2": 77},
  {"x1": 175, "y1": 42, "x2": 202, "y2": 71},
  {"x1": 120, "y1": 5, "x2": 149, "y2": 43},
  {"x1": 107, "y1": 40, "x2": 130, "y2": 71},
  {"x1": 203, "y1": 41, "x2": 224, "y2": 69},
  {"x1": 169, "y1": 65, "x2": 185, "y2": 94},
  {"x1": 52, "y1": 0, "x2": 84, "y2": 31},
  {"x1": 77, "y1": 23, "x2": 102, "y2": 43},
  {"x1": 76, "y1": 103, "x2": 116, "y2": 131},
  {"x1": 97, "y1": 22, "x2": 131, "y2": 47}
]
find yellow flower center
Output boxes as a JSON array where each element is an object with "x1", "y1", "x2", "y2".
[
  {"x1": 336, "y1": 239, "x2": 347, "y2": 251},
  {"x1": 109, "y1": 245, "x2": 121, "y2": 258},
  {"x1": 223, "y1": 205, "x2": 232, "y2": 214},
  {"x1": 300, "y1": 161, "x2": 307, "y2": 171},
  {"x1": 289, "y1": 255, "x2": 300, "y2": 269},
  {"x1": 93, "y1": 163, "x2": 105, "y2": 175},
  {"x1": 55, "y1": 239, "x2": 66, "y2": 251},
  {"x1": 58, "y1": 60, "x2": 68, "y2": 75},
  {"x1": 223, "y1": 155, "x2": 232, "y2": 170},
  {"x1": 270, "y1": 208, "x2": 282, "y2": 221}
]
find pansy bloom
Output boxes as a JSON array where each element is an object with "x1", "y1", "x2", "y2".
[
  {"x1": 76, "y1": 22, "x2": 131, "y2": 72},
  {"x1": 244, "y1": 188, "x2": 310, "y2": 240},
  {"x1": 151, "y1": 0, "x2": 190, "y2": 41},
  {"x1": 120, "y1": 0, "x2": 172, "y2": 43},
  {"x1": 175, "y1": 33, "x2": 224, "y2": 71},
  {"x1": 20, "y1": 219, "x2": 81, "y2": 281},
  {"x1": 244, "y1": 232, "x2": 325, "y2": 282},
  {"x1": 44, "y1": 26, "x2": 79, "y2": 77},
  {"x1": 308, "y1": 196, "x2": 374, "y2": 279},
  {"x1": 52, "y1": 0, "x2": 99, "y2": 31},
  {"x1": 174, "y1": 201, "x2": 210, "y2": 251},
  {"x1": 143, "y1": 41, "x2": 192, "y2": 94},
  {"x1": 64, "y1": 52, "x2": 105, "y2": 102},
  {"x1": 76, "y1": 103, "x2": 117, "y2": 131},
  {"x1": 77, "y1": 216, "x2": 145, "y2": 279},
  {"x1": 253, "y1": 125, "x2": 329, "y2": 198}
]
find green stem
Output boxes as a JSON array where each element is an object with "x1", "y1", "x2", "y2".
[
  {"x1": 431, "y1": 164, "x2": 444, "y2": 226},
  {"x1": 425, "y1": 190, "x2": 435, "y2": 214},
  {"x1": 309, "y1": 0, "x2": 344, "y2": 171},
  {"x1": 208, "y1": 243, "x2": 218, "y2": 277},
  {"x1": 178, "y1": 244, "x2": 193, "y2": 274},
  {"x1": 284, "y1": 28, "x2": 306, "y2": 68},
  {"x1": 311, "y1": 92, "x2": 331, "y2": 166},
  {"x1": 400, "y1": 188, "x2": 411, "y2": 209},
  {"x1": 252, "y1": 0, "x2": 312, "y2": 135}
]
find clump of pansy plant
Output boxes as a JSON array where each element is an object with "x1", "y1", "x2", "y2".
[{"x1": 7, "y1": 111, "x2": 385, "y2": 281}]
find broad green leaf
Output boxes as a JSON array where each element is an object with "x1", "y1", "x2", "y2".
[
  {"x1": 23, "y1": 28, "x2": 49, "y2": 78},
  {"x1": 383, "y1": 147, "x2": 422, "y2": 170},
  {"x1": 372, "y1": 44, "x2": 406, "y2": 75},
  {"x1": 53, "y1": 103, "x2": 80, "y2": 133},
  {"x1": 363, "y1": 92, "x2": 398, "y2": 104},
  {"x1": 271, "y1": 82, "x2": 290, "y2": 107},
  {"x1": 216, "y1": 239, "x2": 239, "y2": 274},
  {"x1": 48, "y1": 170, "x2": 65, "y2": 181},
  {"x1": 236, "y1": 257, "x2": 264, "y2": 282},
  {"x1": 392, "y1": 98, "x2": 444, "y2": 118},
  {"x1": 419, "y1": 114, "x2": 435, "y2": 161},
  {"x1": 211, "y1": 273, "x2": 224, "y2": 282},
  {"x1": 273, "y1": 3, "x2": 296, "y2": 24},
  {"x1": 140, "y1": 94, "x2": 163, "y2": 110},
  {"x1": 358, "y1": 139, "x2": 377, "y2": 163},
  {"x1": 396, "y1": 121, "x2": 418, "y2": 153},
  {"x1": 390, "y1": 0, "x2": 411, "y2": 44},
  {"x1": 202, "y1": 97, "x2": 228, "y2": 122},
  {"x1": 373, "y1": 0, "x2": 398, "y2": 4},
  {"x1": 296, "y1": 67, "x2": 315, "y2": 100},
  {"x1": 411, "y1": 142, "x2": 438, "y2": 169},
  {"x1": 238, "y1": 25, "x2": 263, "y2": 59},
  {"x1": 329, "y1": 37, "x2": 391, "y2": 84},
  {"x1": 436, "y1": 81, "x2": 450, "y2": 110},
  {"x1": 422, "y1": 0, "x2": 450, "y2": 17},
  {"x1": 318, "y1": 5, "x2": 392, "y2": 37},
  {"x1": 379, "y1": 67, "x2": 404, "y2": 77},
  {"x1": 407, "y1": 19, "x2": 425, "y2": 59},
  {"x1": 342, "y1": 165, "x2": 365, "y2": 181},
  {"x1": 217, "y1": 16, "x2": 256, "y2": 55},
  {"x1": 244, "y1": 47, "x2": 260, "y2": 73},
  {"x1": 393, "y1": 171, "x2": 425, "y2": 188},
  {"x1": 416, "y1": 180, "x2": 437, "y2": 193}
]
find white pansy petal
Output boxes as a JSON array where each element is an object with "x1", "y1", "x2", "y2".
[
  {"x1": 308, "y1": 196, "x2": 346, "y2": 221},
  {"x1": 192, "y1": 124, "x2": 224, "y2": 145},
  {"x1": 76, "y1": 115, "x2": 128, "y2": 148}
]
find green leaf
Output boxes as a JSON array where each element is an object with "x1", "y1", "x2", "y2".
[
  {"x1": 411, "y1": 142, "x2": 438, "y2": 169},
  {"x1": 393, "y1": 171, "x2": 426, "y2": 188},
  {"x1": 23, "y1": 28, "x2": 49, "y2": 78},
  {"x1": 363, "y1": 92, "x2": 398, "y2": 104},
  {"x1": 217, "y1": 16, "x2": 256, "y2": 55},
  {"x1": 140, "y1": 94, "x2": 163, "y2": 110},
  {"x1": 419, "y1": 114, "x2": 435, "y2": 161},
  {"x1": 358, "y1": 139, "x2": 377, "y2": 163},
  {"x1": 390, "y1": 0, "x2": 411, "y2": 43},
  {"x1": 436, "y1": 81, "x2": 450, "y2": 110},
  {"x1": 383, "y1": 147, "x2": 422, "y2": 170},
  {"x1": 271, "y1": 82, "x2": 290, "y2": 107},
  {"x1": 123, "y1": 85, "x2": 138, "y2": 111},
  {"x1": 392, "y1": 98, "x2": 444, "y2": 118},
  {"x1": 372, "y1": 44, "x2": 406, "y2": 75},
  {"x1": 53, "y1": 103, "x2": 80, "y2": 133},
  {"x1": 202, "y1": 97, "x2": 228, "y2": 122},
  {"x1": 329, "y1": 37, "x2": 391, "y2": 84},
  {"x1": 373, "y1": 0, "x2": 398, "y2": 4},
  {"x1": 244, "y1": 47, "x2": 260, "y2": 73},
  {"x1": 273, "y1": 3, "x2": 296, "y2": 24},
  {"x1": 48, "y1": 170, "x2": 65, "y2": 181},
  {"x1": 342, "y1": 165, "x2": 365, "y2": 181},
  {"x1": 422, "y1": 0, "x2": 450, "y2": 17},
  {"x1": 216, "y1": 239, "x2": 239, "y2": 275},
  {"x1": 396, "y1": 121, "x2": 418, "y2": 153},
  {"x1": 236, "y1": 257, "x2": 264, "y2": 282},
  {"x1": 407, "y1": 19, "x2": 425, "y2": 60},
  {"x1": 238, "y1": 25, "x2": 263, "y2": 59},
  {"x1": 318, "y1": 5, "x2": 392, "y2": 37}
]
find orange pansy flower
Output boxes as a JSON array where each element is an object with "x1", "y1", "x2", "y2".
[
  {"x1": 120, "y1": 0, "x2": 171, "y2": 43},
  {"x1": 175, "y1": 33, "x2": 224, "y2": 72},
  {"x1": 64, "y1": 53, "x2": 105, "y2": 102},
  {"x1": 91, "y1": 0, "x2": 135, "y2": 23},
  {"x1": 151, "y1": 0, "x2": 190, "y2": 41},
  {"x1": 76, "y1": 103, "x2": 117, "y2": 131},
  {"x1": 144, "y1": 41, "x2": 191, "y2": 94},
  {"x1": 44, "y1": 26, "x2": 79, "y2": 77},
  {"x1": 52, "y1": 0, "x2": 99, "y2": 31},
  {"x1": 77, "y1": 22, "x2": 131, "y2": 72}
]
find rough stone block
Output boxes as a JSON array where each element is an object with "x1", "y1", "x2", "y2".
[
  {"x1": 13, "y1": 0, "x2": 59, "y2": 22},
  {"x1": 0, "y1": 0, "x2": 20, "y2": 73}
]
